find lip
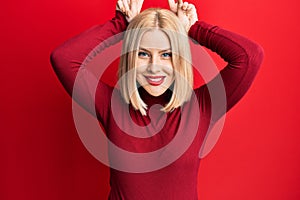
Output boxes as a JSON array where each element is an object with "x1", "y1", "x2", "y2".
[{"x1": 145, "y1": 76, "x2": 165, "y2": 86}]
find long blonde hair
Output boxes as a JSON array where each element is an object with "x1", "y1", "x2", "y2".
[{"x1": 118, "y1": 8, "x2": 193, "y2": 116}]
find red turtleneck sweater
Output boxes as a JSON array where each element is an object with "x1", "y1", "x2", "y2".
[{"x1": 50, "y1": 11, "x2": 263, "y2": 200}]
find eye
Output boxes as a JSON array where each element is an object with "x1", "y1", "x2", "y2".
[
  {"x1": 161, "y1": 52, "x2": 172, "y2": 58},
  {"x1": 138, "y1": 51, "x2": 150, "y2": 58}
]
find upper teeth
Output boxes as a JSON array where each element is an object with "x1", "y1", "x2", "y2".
[{"x1": 148, "y1": 77, "x2": 162, "y2": 82}]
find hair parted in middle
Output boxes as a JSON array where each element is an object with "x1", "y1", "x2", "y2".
[{"x1": 118, "y1": 8, "x2": 193, "y2": 116}]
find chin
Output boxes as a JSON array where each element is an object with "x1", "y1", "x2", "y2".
[
  {"x1": 147, "y1": 88, "x2": 166, "y2": 97},
  {"x1": 149, "y1": 92, "x2": 163, "y2": 97}
]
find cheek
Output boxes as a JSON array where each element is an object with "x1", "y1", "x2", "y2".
[
  {"x1": 136, "y1": 59, "x2": 146, "y2": 72},
  {"x1": 136, "y1": 65, "x2": 146, "y2": 75},
  {"x1": 163, "y1": 64, "x2": 174, "y2": 76},
  {"x1": 136, "y1": 58, "x2": 149, "y2": 68},
  {"x1": 161, "y1": 59, "x2": 173, "y2": 71}
]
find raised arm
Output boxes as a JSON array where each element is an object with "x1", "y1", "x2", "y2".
[
  {"x1": 50, "y1": 0, "x2": 144, "y2": 118},
  {"x1": 189, "y1": 21, "x2": 264, "y2": 122},
  {"x1": 50, "y1": 10, "x2": 128, "y2": 112}
]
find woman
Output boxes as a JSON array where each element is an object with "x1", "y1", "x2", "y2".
[{"x1": 50, "y1": 0, "x2": 264, "y2": 199}]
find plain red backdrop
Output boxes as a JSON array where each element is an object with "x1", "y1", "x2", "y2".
[{"x1": 1, "y1": 0, "x2": 300, "y2": 199}]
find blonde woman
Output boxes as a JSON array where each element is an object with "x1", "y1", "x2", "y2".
[{"x1": 50, "y1": 0, "x2": 263, "y2": 199}]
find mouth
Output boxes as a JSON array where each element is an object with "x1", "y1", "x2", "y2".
[{"x1": 145, "y1": 76, "x2": 166, "y2": 86}]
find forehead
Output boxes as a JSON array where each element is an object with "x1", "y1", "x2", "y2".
[{"x1": 139, "y1": 29, "x2": 171, "y2": 50}]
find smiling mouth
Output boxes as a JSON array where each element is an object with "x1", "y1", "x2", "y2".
[{"x1": 145, "y1": 76, "x2": 165, "y2": 86}]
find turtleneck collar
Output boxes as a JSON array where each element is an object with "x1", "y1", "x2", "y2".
[{"x1": 137, "y1": 85, "x2": 173, "y2": 106}]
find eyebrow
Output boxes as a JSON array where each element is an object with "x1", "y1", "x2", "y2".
[{"x1": 139, "y1": 47, "x2": 171, "y2": 53}]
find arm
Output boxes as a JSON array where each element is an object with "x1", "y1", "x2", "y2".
[
  {"x1": 189, "y1": 21, "x2": 264, "y2": 122},
  {"x1": 50, "y1": 11, "x2": 128, "y2": 115},
  {"x1": 50, "y1": 0, "x2": 144, "y2": 120}
]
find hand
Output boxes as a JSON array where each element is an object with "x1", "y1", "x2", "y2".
[
  {"x1": 116, "y1": 0, "x2": 144, "y2": 22},
  {"x1": 168, "y1": 0, "x2": 198, "y2": 32}
]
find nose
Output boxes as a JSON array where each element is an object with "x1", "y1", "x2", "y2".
[{"x1": 147, "y1": 55, "x2": 161, "y2": 73}]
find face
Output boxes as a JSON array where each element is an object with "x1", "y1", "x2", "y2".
[{"x1": 136, "y1": 29, "x2": 175, "y2": 97}]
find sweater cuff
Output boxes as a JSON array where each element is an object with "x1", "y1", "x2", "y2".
[
  {"x1": 115, "y1": 10, "x2": 129, "y2": 31},
  {"x1": 188, "y1": 21, "x2": 216, "y2": 46},
  {"x1": 188, "y1": 21, "x2": 201, "y2": 40}
]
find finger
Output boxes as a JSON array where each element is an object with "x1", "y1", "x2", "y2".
[
  {"x1": 137, "y1": 0, "x2": 144, "y2": 11},
  {"x1": 177, "y1": 0, "x2": 183, "y2": 11},
  {"x1": 117, "y1": 0, "x2": 125, "y2": 12},
  {"x1": 186, "y1": 4, "x2": 195, "y2": 12},
  {"x1": 168, "y1": 0, "x2": 177, "y2": 12},
  {"x1": 187, "y1": 4, "x2": 197, "y2": 20},
  {"x1": 182, "y1": 2, "x2": 189, "y2": 10},
  {"x1": 122, "y1": 0, "x2": 130, "y2": 11},
  {"x1": 168, "y1": 0, "x2": 176, "y2": 7},
  {"x1": 177, "y1": 7, "x2": 185, "y2": 19},
  {"x1": 131, "y1": 0, "x2": 137, "y2": 13},
  {"x1": 131, "y1": 0, "x2": 142, "y2": 13},
  {"x1": 187, "y1": 10, "x2": 198, "y2": 23},
  {"x1": 177, "y1": 0, "x2": 183, "y2": 5}
]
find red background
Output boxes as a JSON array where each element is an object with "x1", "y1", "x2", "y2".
[{"x1": 1, "y1": 0, "x2": 300, "y2": 199}]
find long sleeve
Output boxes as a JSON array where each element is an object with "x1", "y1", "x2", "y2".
[
  {"x1": 50, "y1": 11, "x2": 128, "y2": 118},
  {"x1": 189, "y1": 21, "x2": 264, "y2": 122}
]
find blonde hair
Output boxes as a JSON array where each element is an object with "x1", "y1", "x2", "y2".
[{"x1": 118, "y1": 8, "x2": 193, "y2": 116}]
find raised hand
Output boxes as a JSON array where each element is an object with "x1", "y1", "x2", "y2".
[
  {"x1": 116, "y1": 0, "x2": 144, "y2": 22},
  {"x1": 168, "y1": 0, "x2": 198, "y2": 32}
]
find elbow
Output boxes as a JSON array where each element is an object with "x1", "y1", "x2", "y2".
[
  {"x1": 253, "y1": 44, "x2": 264, "y2": 65},
  {"x1": 50, "y1": 45, "x2": 68, "y2": 71},
  {"x1": 50, "y1": 48, "x2": 58, "y2": 66},
  {"x1": 248, "y1": 42, "x2": 265, "y2": 70}
]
